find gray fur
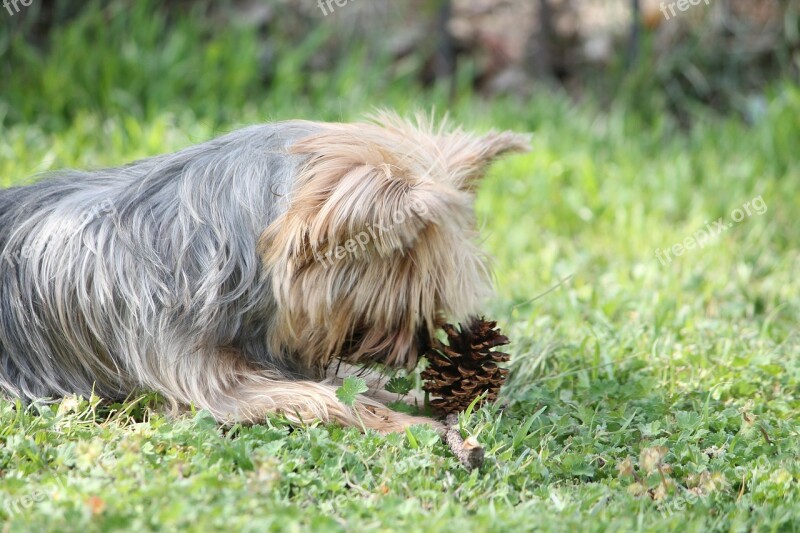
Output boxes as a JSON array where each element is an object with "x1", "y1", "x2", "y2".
[{"x1": 0, "y1": 122, "x2": 316, "y2": 401}]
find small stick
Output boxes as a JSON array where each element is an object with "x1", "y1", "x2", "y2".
[{"x1": 445, "y1": 414, "x2": 485, "y2": 470}]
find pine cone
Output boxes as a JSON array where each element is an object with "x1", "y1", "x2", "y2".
[{"x1": 421, "y1": 317, "x2": 510, "y2": 414}]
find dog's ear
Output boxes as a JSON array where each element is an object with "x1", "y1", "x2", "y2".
[
  {"x1": 436, "y1": 130, "x2": 531, "y2": 192},
  {"x1": 362, "y1": 112, "x2": 530, "y2": 192}
]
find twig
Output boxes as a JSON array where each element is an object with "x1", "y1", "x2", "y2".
[
  {"x1": 627, "y1": 0, "x2": 641, "y2": 69},
  {"x1": 444, "y1": 414, "x2": 485, "y2": 470},
  {"x1": 511, "y1": 273, "x2": 574, "y2": 310},
  {"x1": 737, "y1": 473, "x2": 746, "y2": 501},
  {"x1": 758, "y1": 424, "x2": 773, "y2": 445}
]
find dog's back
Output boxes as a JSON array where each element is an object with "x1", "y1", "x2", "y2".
[{"x1": 0, "y1": 122, "x2": 316, "y2": 400}]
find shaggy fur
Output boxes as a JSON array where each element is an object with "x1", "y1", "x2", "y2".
[{"x1": 0, "y1": 114, "x2": 528, "y2": 433}]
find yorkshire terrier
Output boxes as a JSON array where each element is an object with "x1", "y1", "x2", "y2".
[{"x1": 0, "y1": 113, "x2": 528, "y2": 433}]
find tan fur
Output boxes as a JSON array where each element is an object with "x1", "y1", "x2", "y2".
[
  {"x1": 248, "y1": 114, "x2": 527, "y2": 433},
  {"x1": 169, "y1": 350, "x2": 441, "y2": 434},
  {"x1": 259, "y1": 115, "x2": 528, "y2": 373}
]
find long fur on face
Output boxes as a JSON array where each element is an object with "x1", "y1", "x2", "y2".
[
  {"x1": 260, "y1": 113, "x2": 529, "y2": 373},
  {"x1": 0, "y1": 114, "x2": 528, "y2": 432}
]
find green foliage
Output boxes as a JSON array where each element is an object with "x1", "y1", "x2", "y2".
[
  {"x1": 0, "y1": 0, "x2": 452, "y2": 132},
  {"x1": 1, "y1": 4, "x2": 800, "y2": 532},
  {"x1": 335, "y1": 376, "x2": 369, "y2": 408},
  {"x1": 384, "y1": 376, "x2": 414, "y2": 396},
  {"x1": 1, "y1": 0, "x2": 264, "y2": 129}
]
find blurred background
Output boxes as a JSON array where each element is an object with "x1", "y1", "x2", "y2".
[
  {"x1": 1, "y1": 0, "x2": 797, "y2": 130},
  {"x1": 0, "y1": 0, "x2": 798, "y2": 324}
]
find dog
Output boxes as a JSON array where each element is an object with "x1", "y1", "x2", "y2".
[{"x1": 0, "y1": 113, "x2": 528, "y2": 433}]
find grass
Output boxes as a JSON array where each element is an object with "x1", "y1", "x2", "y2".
[{"x1": 2, "y1": 4, "x2": 800, "y2": 531}]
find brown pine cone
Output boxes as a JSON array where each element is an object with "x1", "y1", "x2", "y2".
[{"x1": 421, "y1": 317, "x2": 511, "y2": 414}]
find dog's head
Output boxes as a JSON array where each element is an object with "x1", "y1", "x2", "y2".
[{"x1": 259, "y1": 114, "x2": 529, "y2": 373}]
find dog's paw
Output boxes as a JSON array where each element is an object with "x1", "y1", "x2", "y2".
[{"x1": 360, "y1": 405, "x2": 446, "y2": 436}]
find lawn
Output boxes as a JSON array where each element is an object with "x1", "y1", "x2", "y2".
[{"x1": 1, "y1": 6, "x2": 800, "y2": 532}]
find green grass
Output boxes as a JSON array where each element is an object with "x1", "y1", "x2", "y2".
[{"x1": 2, "y1": 4, "x2": 800, "y2": 532}]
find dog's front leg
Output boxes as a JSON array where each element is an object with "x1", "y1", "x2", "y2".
[
  {"x1": 223, "y1": 374, "x2": 444, "y2": 434},
  {"x1": 160, "y1": 352, "x2": 444, "y2": 434}
]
